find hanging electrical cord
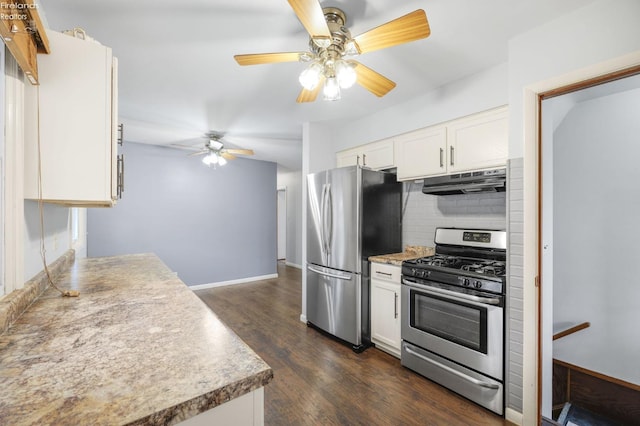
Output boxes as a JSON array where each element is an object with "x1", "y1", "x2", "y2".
[{"x1": 36, "y1": 85, "x2": 79, "y2": 297}]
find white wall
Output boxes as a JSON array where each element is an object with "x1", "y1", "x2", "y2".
[
  {"x1": 507, "y1": 1, "x2": 640, "y2": 422},
  {"x1": 23, "y1": 202, "x2": 71, "y2": 282},
  {"x1": 277, "y1": 170, "x2": 303, "y2": 268},
  {"x1": 551, "y1": 87, "x2": 640, "y2": 376},
  {"x1": 331, "y1": 62, "x2": 508, "y2": 151}
]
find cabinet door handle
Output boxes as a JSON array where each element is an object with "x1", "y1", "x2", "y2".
[
  {"x1": 439, "y1": 148, "x2": 444, "y2": 168},
  {"x1": 356, "y1": 155, "x2": 360, "y2": 166},
  {"x1": 117, "y1": 154, "x2": 125, "y2": 199},
  {"x1": 450, "y1": 146, "x2": 454, "y2": 166},
  {"x1": 394, "y1": 292, "x2": 398, "y2": 319},
  {"x1": 362, "y1": 153, "x2": 366, "y2": 166},
  {"x1": 117, "y1": 123, "x2": 124, "y2": 146}
]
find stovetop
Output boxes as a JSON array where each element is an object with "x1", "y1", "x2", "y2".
[
  {"x1": 401, "y1": 228, "x2": 507, "y2": 294},
  {"x1": 414, "y1": 255, "x2": 506, "y2": 277}
]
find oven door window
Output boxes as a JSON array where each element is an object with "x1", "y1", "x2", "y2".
[{"x1": 410, "y1": 290, "x2": 488, "y2": 354}]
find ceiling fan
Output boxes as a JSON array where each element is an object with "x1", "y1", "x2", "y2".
[
  {"x1": 181, "y1": 133, "x2": 255, "y2": 167},
  {"x1": 234, "y1": 0, "x2": 431, "y2": 102}
]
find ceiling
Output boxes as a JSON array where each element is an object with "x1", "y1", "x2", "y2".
[{"x1": 37, "y1": 0, "x2": 597, "y2": 171}]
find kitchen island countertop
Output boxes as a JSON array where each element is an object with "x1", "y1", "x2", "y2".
[
  {"x1": 0, "y1": 253, "x2": 273, "y2": 425},
  {"x1": 368, "y1": 246, "x2": 435, "y2": 266}
]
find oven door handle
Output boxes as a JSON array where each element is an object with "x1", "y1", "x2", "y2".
[
  {"x1": 404, "y1": 345, "x2": 500, "y2": 390},
  {"x1": 402, "y1": 279, "x2": 502, "y2": 306}
]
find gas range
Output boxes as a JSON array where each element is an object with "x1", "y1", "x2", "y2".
[
  {"x1": 401, "y1": 228, "x2": 507, "y2": 295},
  {"x1": 400, "y1": 227, "x2": 507, "y2": 415}
]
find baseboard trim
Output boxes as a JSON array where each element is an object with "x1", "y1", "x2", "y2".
[
  {"x1": 285, "y1": 262, "x2": 302, "y2": 269},
  {"x1": 190, "y1": 273, "x2": 278, "y2": 291},
  {"x1": 299, "y1": 314, "x2": 307, "y2": 323},
  {"x1": 505, "y1": 407, "x2": 523, "y2": 425}
]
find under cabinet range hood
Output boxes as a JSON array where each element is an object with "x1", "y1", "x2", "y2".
[{"x1": 422, "y1": 168, "x2": 506, "y2": 195}]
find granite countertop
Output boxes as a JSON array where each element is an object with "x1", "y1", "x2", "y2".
[
  {"x1": 0, "y1": 253, "x2": 273, "y2": 425},
  {"x1": 368, "y1": 245, "x2": 435, "y2": 266}
]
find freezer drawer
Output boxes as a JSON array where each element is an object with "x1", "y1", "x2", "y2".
[{"x1": 306, "y1": 264, "x2": 361, "y2": 346}]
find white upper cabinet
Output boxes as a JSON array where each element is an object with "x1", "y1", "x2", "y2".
[
  {"x1": 447, "y1": 106, "x2": 508, "y2": 173},
  {"x1": 394, "y1": 106, "x2": 508, "y2": 181},
  {"x1": 395, "y1": 126, "x2": 447, "y2": 181},
  {"x1": 336, "y1": 138, "x2": 394, "y2": 170},
  {"x1": 24, "y1": 30, "x2": 121, "y2": 207}
]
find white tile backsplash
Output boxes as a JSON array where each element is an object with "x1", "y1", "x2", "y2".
[{"x1": 402, "y1": 181, "x2": 507, "y2": 247}]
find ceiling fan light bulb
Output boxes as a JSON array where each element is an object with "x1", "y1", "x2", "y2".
[
  {"x1": 218, "y1": 156, "x2": 228, "y2": 166},
  {"x1": 336, "y1": 60, "x2": 357, "y2": 89},
  {"x1": 299, "y1": 62, "x2": 322, "y2": 90},
  {"x1": 323, "y1": 77, "x2": 341, "y2": 101}
]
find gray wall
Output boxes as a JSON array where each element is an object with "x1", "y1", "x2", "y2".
[{"x1": 88, "y1": 142, "x2": 277, "y2": 286}]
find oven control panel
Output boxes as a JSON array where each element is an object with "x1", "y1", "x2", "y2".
[{"x1": 458, "y1": 276, "x2": 502, "y2": 293}]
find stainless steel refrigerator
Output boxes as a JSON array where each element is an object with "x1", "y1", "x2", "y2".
[{"x1": 306, "y1": 165, "x2": 402, "y2": 351}]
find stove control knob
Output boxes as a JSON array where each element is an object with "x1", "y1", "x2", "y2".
[
  {"x1": 474, "y1": 280, "x2": 483, "y2": 289},
  {"x1": 462, "y1": 278, "x2": 470, "y2": 286},
  {"x1": 411, "y1": 268, "x2": 417, "y2": 275}
]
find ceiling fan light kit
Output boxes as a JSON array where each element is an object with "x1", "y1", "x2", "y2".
[
  {"x1": 178, "y1": 133, "x2": 255, "y2": 168},
  {"x1": 234, "y1": 0, "x2": 431, "y2": 103}
]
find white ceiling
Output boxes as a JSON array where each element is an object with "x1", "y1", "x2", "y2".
[{"x1": 37, "y1": 0, "x2": 597, "y2": 171}]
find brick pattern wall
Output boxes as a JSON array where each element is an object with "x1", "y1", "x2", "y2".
[
  {"x1": 402, "y1": 180, "x2": 507, "y2": 247},
  {"x1": 507, "y1": 157, "x2": 524, "y2": 412}
]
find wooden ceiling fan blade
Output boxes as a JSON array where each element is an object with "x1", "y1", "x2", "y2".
[
  {"x1": 221, "y1": 152, "x2": 237, "y2": 160},
  {"x1": 224, "y1": 149, "x2": 254, "y2": 156},
  {"x1": 353, "y1": 61, "x2": 396, "y2": 97},
  {"x1": 296, "y1": 76, "x2": 324, "y2": 103},
  {"x1": 353, "y1": 9, "x2": 431, "y2": 54},
  {"x1": 234, "y1": 52, "x2": 308, "y2": 66},
  {"x1": 287, "y1": 0, "x2": 331, "y2": 41}
]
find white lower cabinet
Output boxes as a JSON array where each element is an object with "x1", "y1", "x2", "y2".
[{"x1": 370, "y1": 262, "x2": 401, "y2": 358}]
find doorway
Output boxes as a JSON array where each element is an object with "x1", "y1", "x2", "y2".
[
  {"x1": 277, "y1": 187, "x2": 287, "y2": 261},
  {"x1": 540, "y1": 73, "x2": 640, "y2": 423}
]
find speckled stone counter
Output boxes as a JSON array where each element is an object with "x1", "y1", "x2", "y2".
[
  {"x1": 0, "y1": 253, "x2": 273, "y2": 425},
  {"x1": 368, "y1": 245, "x2": 435, "y2": 266}
]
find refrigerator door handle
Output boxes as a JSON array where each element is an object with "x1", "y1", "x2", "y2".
[
  {"x1": 320, "y1": 184, "x2": 328, "y2": 256},
  {"x1": 325, "y1": 183, "x2": 333, "y2": 255},
  {"x1": 307, "y1": 265, "x2": 353, "y2": 281}
]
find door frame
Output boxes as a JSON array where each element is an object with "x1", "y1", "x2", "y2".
[
  {"x1": 277, "y1": 186, "x2": 287, "y2": 261},
  {"x1": 521, "y1": 51, "x2": 640, "y2": 423}
]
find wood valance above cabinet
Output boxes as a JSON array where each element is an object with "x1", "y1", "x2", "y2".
[{"x1": 0, "y1": 0, "x2": 50, "y2": 84}]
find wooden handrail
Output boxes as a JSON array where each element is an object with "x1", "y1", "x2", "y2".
[{"x1": 553, "y1": 321, "x2": 590, "y2": 341}]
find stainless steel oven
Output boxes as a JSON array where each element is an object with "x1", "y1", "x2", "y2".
[{"x1": 400, "y1": 228, "x2": 506, "y2": 415}]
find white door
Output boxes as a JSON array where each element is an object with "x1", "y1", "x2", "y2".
[{"x1": 277, "y1": 188, "x2": 286, "y2": 260}]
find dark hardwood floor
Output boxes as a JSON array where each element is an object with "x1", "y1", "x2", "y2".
[{"x1": 195, "y1": 263, "x2": 509, "y2": 426}]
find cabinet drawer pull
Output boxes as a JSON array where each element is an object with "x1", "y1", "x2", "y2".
[
  {"x1": 439, "y1": 148, "x2": 444, "y2": 168},
  {"x1": 118, "y1": 123, "x2": 124, "y2": 146},
  {"x1": 375, "y1": 271, "x2": 393, "y2": 277},
  {"x1": 450, "y1": 146, "x2": 454, "y2": 166}
]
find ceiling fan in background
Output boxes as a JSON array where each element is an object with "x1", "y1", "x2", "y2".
[
  {"x1": 173, "y1": 132, "x2": 255, "y2": 167},
  {"x1": 234, "y1": 0, "x2": 431, "y2": 102}
]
